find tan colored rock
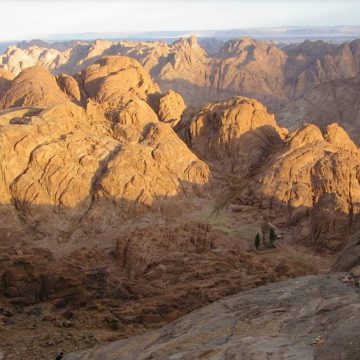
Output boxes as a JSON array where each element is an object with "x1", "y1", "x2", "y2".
[
  {"x1": 0, "y1": 68, "x2": 14, "y2": 100},
  {"x1": 81, "y1": 56, "x2": 160, "y2": 109},
  {"x1": 0, "y1": 45, "x2": 73, "y2": 75},
  {"x1": 0, "y1": 63, "x2": 209, "y2": 240},
  {"x1": 56, "y1": 74, "x2": 81, "y2": 102},
  {"x1": 94, "y1": 121, "x2": 209, "y2": 220},
  {"x1": 158, "y1": 90, "x2": 186, "y2": 127},
  {"x1": 183, "y1": 96, "x2": 286, "y2": 174},
  {"x1": 2, "y1": 38, "x2": 360, "y2": 112},
  {"x1": 0, "y1": 46, "x2": 44, "y2": 75},
  {"x1": 287, "y1": 124, "x2": 324, "y2": 150},
  {"x1": 112, "y1": 98, "x2": 159, "y2": 143},
  {"x1": 242, "y1": 123, "x2": 360, "y2": 251},
  {"x1": 0, "y1": 66, "x2": 69, "y2": 109},
  {"x1": 325, "y1": 123, "x2": 358, "y2": 151}
]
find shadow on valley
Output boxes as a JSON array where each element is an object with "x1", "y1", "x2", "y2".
[
  {"x1": 157, "y1": 78, "x2": 282, "y2": 109},
  {"x1": 0, "y1": 168, "x2": 358, "y2": 305}
]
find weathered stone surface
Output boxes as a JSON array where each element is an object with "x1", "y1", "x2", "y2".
[
  {"x1": 0, "y1": 68, "x2": 14, "y2": 100},
  {"x1": 277, "y1": 78, "x2": 360, "y2": 144},
  {"x1": 0, "y1": 49, "x2": 359, "y2": 360},
  {"x1": 0, "y1": 45, "x2": 68, "y2": 75},
  {"x1": 57, "y1": 74, "x2": 82, "y2": 102},
  {"x1": 0, "y1": 58, "x2": 209, "y2": 241},
  {"x1": 111, "y1": 98, "x2": 159, "y2": 142},
  {"x1": 0, "y1": 66, "x2": 69, "y2": 109},
  {"x1": 64, "y1": 275, "x2": 360, "y2": 360},
  {"x1": 158, "y1": 90, "x2": 186, "y2": 128},
  {"x1": 114, "y1": 222, "x2": 214, "y2": 278},
  {"x1": 240, "y1": 123, "x2": 360, "y2": 251},
  {"x1": 331, "y1": 230, "x2": 360, "y2": 273},
  {"x1": 181, "y1": 97, "x2": 287, "y2": 174},
  {"x1": 80, "y1": 56, "x2": 160, "y2": 110}
]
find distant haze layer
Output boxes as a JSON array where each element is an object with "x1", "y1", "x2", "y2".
[
  {"x1": 2, "y1": 25, "x2": 360, "y2": 56},
  {"x1": 0, "y1": 0, "x2": 359, "y2": 41}
]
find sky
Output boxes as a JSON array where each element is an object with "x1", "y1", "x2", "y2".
[{"x1": 0, "y1": 0, "x2": 359, "y2": 41}]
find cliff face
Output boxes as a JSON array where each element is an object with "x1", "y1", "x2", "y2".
[
  {"x1": 0, "y1": 66, "x2": 70, "y2": 109},
  {"x1": 0, "y1": 68, "x2": 14, "y2": 100}
]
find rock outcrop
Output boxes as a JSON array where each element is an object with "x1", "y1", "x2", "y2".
[
  {"x1": 0, "y1": 66, "x2": 70, "y2": 109},
  {"x1": 57, "y1": 73, "x2": 82, "y2": 102},
  {"x1": 158, "y1": 90, "x2": 186, "y2": 128},
  {"x1": 80, "y1": 56, "x2": 160, "y2": 109},
  {"x1": 181, "y1": 97, "x2": 287, "y2": 174},
  {"x1": 331, "y1": 230, "x2": 360, "y2": 274},
  {"x1": 0, "y1": 68, "x2": 14, "y2": 100},
  {"x1": 240, "y1": 123, "x2": 360, "y2": 251},
  {"x1": 1, "y1": 49, "x2": 360, "y2": 360},
  {"x1": 64, "y1": 275, "x2": 360, "y2": 360},
  {"x1": 0, "y1": 57, "x2": 209, "y2": 243}
]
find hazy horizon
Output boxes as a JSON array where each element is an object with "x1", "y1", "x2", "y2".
[{"x1": 1, "y1": 0, "x2": 359, "y2": 41}]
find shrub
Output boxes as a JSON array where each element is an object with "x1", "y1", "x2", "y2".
[
  {"x1": 255, "y1": 233, "x2": 261, "y2": 249},
  {"x1": 269, "y1": 228, "x2": 276, "y2": 248}
]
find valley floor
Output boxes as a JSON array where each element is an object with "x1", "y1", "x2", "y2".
[{"x1": 0, "y1": 194, "x2": 336, "y2": 359}]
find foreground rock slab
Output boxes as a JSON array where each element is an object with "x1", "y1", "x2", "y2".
[{"x1": 64, "y1": 274, "x2": 360, "y2": 360}]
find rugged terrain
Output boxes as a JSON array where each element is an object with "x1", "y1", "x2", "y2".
[
  {"x1": 0, "y1": 53, "x2": 359, "y2": 359},
  {"x1": 1, "y1": 37, "x2": 360, "y2": 143},
  {"x1": 277, "y1": 77, "x2": 360, "y2": 141},
  {"x1": 64, "y1": 274, "x2": 360, "y2": 360}
]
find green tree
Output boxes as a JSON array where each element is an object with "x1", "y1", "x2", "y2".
[
  {"x1": 269, "y1": 227, "x2": 276, "y2": 248},
  {"x1": 255, "y1": 233, "x2": 261, "y2": 249}
]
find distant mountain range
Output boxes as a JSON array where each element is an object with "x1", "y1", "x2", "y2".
[
  {"x1": 1, "y1": 25, "x2": 360, "y2": 52},
  {"x1": 45, "y1": 25, "x2": 360, "y2": 41},
  {"x1": 2, "y1": 33, "x2": 360, "y2": 146}
]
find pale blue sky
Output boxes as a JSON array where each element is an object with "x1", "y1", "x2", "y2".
[{"x1": 0, "y1": 0, "x2": 359, "y2": 41}]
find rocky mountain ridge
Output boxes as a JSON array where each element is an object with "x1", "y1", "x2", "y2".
[
  {"x1": 0, "y1": 55, "x2": 360, "y2": 359},
  {"x1": 2, "y1": 36, "x2": 360, "y2": 144},
  {"x1": 1, "y1": 37, "x2": 359, "y2": 106}
]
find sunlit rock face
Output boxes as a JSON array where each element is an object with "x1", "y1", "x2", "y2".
[
  {"x1": 240, "y1": 123, "x2": 360, "y2": 251},
  {"x1": 0, "y1": 56, "x2": 209, "y2": 243},
  {"x1": 158, "y1": 90, "x2": 186, "y2": 128},
  {"x1": 181, "y1": 96, "x2": 287, "y2": 174},
  {"x1": 0, "y1": 66, "x2": 70, "y2": 109},
  {"x1": 80, "y1": 56, "x2": 160, "y2": 109}
]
